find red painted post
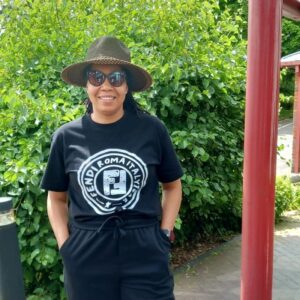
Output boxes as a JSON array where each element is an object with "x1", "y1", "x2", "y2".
[
  {"x1": 292, "y1": 66, "x2": 300, "y2": 173},
  {"x1": 241, "y1": 0, "x2": 282, "y2": 299}
]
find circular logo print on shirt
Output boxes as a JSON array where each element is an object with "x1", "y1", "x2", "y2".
[{"x1": 77, "y1": 149, "x2": 148, "y2": 215}]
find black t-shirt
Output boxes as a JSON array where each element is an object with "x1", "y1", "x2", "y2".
[{"x1": 41, "y1": 111, "x2": 183, "y2": 220}]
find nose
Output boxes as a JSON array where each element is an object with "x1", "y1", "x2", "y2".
[{"x1": 100, "y1": 78, "x2": 113, "y2": 89}]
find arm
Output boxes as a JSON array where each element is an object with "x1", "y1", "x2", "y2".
[
  {"x1": 160, "y1": 179, "x2": 182, "y2": 230},
  {"x1": 47, "y1": 191, "x2": 69, "y2": 249}
]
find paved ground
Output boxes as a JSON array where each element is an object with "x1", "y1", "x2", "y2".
[
  {"x1": 174, "y1": 120, "x2": 300, "y2": 299},
  {"x1": 174, "y1": 211, "x2": 300, "y2": 300}
]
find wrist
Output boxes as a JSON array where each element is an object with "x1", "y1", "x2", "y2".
[{"x1": 161, "y1": 228, "x2": 175, "y2": 242}]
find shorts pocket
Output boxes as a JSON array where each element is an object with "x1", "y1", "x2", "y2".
[
  {"x1": 59, "y1": 225, "x2": 76, "y2": 256},
  {"x1": 59, "y1": 235, "x2": 73, "y2": 256},
  {"x1": 157, "y1": 227, "x2": 171, "y2": 249}
]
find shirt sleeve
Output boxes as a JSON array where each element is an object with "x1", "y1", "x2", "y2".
[
  {"x1": 40, "y1": 130, "x2": 69, "y2": 191},
  {"x1": 156, "y1": 120, "x2": 183, "y2": 183}
]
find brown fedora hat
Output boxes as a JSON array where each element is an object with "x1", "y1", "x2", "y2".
[{"x1": 61, "y1": 36, "x2": 152, "y2": 92}]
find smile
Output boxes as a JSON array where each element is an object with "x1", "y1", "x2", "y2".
[{"x1": 97, "y1": 96, "x2": 116, "y2": 101}]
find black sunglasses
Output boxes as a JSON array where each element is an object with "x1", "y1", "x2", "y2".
[{"x1": 87, "y1": 70, "x2": 126, "y2": 87}]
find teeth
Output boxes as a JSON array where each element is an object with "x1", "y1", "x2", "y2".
[{"x1": 99, "y1": 96, "x2": 115, "y2": 100}]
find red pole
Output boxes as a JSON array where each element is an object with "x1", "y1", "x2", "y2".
[
  {"x1": 241, "y1": 0, "x2": 282, "y2": 299},
  {"x1": 292, "y1": 66, "x2": 300, "y2": 173}
]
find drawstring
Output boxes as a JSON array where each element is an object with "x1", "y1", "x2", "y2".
[
  {"x1": 71, "y1": 216, "x2": 158, "y2": 242},
  {"x1": 95, "y1": 215, "x2": 126, "y2": 239},
  {"x1": 113, "y1": 219, "x2": 126, "y2": 240}
]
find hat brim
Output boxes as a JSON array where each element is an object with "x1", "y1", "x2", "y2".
[{"x1": 61, "y1": 57, "x2": 152, "y2": 92}]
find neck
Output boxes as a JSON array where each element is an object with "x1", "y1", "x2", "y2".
[{"x1": 91, "y1": 110, "x2": 125, "y2": 124}]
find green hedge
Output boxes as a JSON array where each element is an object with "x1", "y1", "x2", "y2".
[
  {"x1": 0, "y1": 1, "x2": 246, "y2": 298},
  {"x1": 275, "y1": 176, "x2": 300, "y2": 222}
]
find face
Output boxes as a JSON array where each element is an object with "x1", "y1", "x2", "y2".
[{"x1": 86, "y1": 64, "x2": 128, "y2": 123}]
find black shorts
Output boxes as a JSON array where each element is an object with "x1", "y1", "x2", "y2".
[{"x1": 59, "y1": 216, "x2": 174, "y2": 300}]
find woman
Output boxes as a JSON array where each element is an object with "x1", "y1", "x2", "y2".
[{"x1": 41, "y1": 36, "x2": 183, "y2": 300}]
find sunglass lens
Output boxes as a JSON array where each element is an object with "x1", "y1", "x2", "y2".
[
  {"x1": 109, "y1": 72, "x2": 125, "y2": 87},
  {"x1": 88, "y1": 71, "x2": 105, "y2": 86}
]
